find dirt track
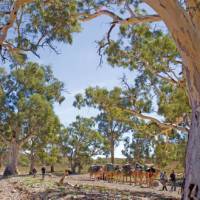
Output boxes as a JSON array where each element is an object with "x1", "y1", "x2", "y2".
[{"x1": 0, "y1": 174, "x2": 181, "y2": 200}]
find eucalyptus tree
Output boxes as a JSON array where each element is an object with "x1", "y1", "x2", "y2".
[
  {"x1": 23, "y1": 115, "x2": 61, "y2": 174},
  {"x1": 79, "y1": 2, "x2": 200, "y2": 196},
  {"x1": 96, "y1": 112, "x2": 130, "y2": 164},
  {"x1": 0, "y1": 62, "x2": 64, "y2": 175},
  {"x1": 122, "y1": 122, "x2": 159, "y2": 164},
  {"x1": 41, "y1": 121, "x2": 62, "y2": 173},
  {"x1": 0, "y1": 0, "x2": 82, "y2": 64},
  {"x1": 60, "y1": 116, "x2": 104, "y2": 173},
  {"x1": 1, "y1": 0, "x2": 200, "y2": 196},
  {"x1": 74, "y1": 87, "x2": 131, "y2": 164},
  {"x1": 100, "y1": 24, "x2": 190, "y2": 168},
  {"x1": 103, "y1": 24, "x2": 190, "y2": 133}
]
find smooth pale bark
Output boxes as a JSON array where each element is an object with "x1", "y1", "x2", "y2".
[
  {"x1": 3, "y1": 139, "x2": 19, "y2": 176},
  {"x1": 182, "y1": 59, "x2": 200, "y2": 199},
  {"x1": 157, "y1": 8, "x2": 200, "y2": 200},
  {"x1": 138, "y1": 2, "x2": 200, "y2": 198}
]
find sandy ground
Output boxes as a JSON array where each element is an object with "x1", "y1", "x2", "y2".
[{"x1": 0, "y1": 174, "x2": 181, "y2": 200}]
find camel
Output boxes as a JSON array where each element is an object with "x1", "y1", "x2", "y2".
[
  {"x1": 89, "y1": 165, "x2": 104, "y2": 180},
  {"x1": 121, "y1": 164, "x2": 133, "y2": 185},
  {"x1": 131, "y1": 169, "x2": 145, "y2": 186},
  {"x1": 144, "y1": 167, "x2": 160, "y2": 187},
  {"x1": 88, "y1": 163, "x2": 159, "y2": 188},
  {"x1": 113, "y1": 165, "x2": 123, "y2": 182},
  {"x1": 130, "y1": 163, "x2": 159, "y2": 187},
  {"x1": 104, "y1": 171, "x2": 114, "y2": 182},
  {"x1": 103, "y1": 164, "x2": 116, "y2": 182},
  {"x1": 131, "y1": 169, "x2": 140, "y2": 185},
  {"x1": 131, "y1": 163, "x2": 145, "y2": 186}
]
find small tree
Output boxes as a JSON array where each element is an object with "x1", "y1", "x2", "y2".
[
  {"x1": 23, "y1": 115, "x2": 61, "y2": 174},
  {"x1": 74, "y1": 87, "x2": 131, "y2": 164},
  {"x1": 60, "y1": 116, "x2": 104, "y2": 173}
]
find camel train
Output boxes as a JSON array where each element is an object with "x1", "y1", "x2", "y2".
[{"x1": 89, "y1": 163, "x2": 160, "y2": 187}]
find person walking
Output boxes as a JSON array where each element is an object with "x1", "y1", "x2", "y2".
[
  {"x1": 160, "y1": 171, "x2": 168, "y2": 191},
  {"x1": 41, "y1": 166, "x2": 46, "y2": 180},
  {"x1": 170, "y1": 170, "x2": 176, "y2": 191}
]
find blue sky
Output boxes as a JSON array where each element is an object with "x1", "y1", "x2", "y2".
[{"x1": 30, "y1": 16, "x2": 135, "y2": 158}]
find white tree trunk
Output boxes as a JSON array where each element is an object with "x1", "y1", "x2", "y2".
[
  {"x1": 183, "y1": 62, "x2": 200, "y2": 199},
  {"x1": 157, "y1": 7, "x2": 200, "y2": 198},
  {"x1": 184, "y1": 106, "x2": 200, "y2": 199},
  {"x1": 3, "y1": 139, "x2": 19, "y2": 176}
]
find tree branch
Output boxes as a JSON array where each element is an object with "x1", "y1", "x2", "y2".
[
  {"x1": 80, "y1": 10, "x2": 122, "y2": 22},
  {"x1": 143, "y1": 0, "x2": 188, "y2": 30},
  {"x1": 80, "y1": 10, "x2": 161, "y2": 25},
  {"x1": 0, "y1": 0, "x2": 34, "y2": 45},
  {"x1": 19, "y1": 132, "x2": 33, "y2": 147},
  {"x1": 100, "y1": 96, "x2": 189, "y2": 133},
  {"x1": 123, "y1": 107, "x2": 189, "y2": 133}
]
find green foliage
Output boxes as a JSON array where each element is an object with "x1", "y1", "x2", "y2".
[
  {"x1": 74, "y1": 87, "x2": 131, "y2": 161},
  {"x1": 0, "y1": 62, "x2": 64, "y2": 148},
  {"x1": 1, "y1": 0, "x2": 82, "y2": 63},
  {"x1": 158, "y1": 86, "x2": 190, "y2": 123},
  {"x1": 101, "y1": 24, "x2": 190, "y2": 127},
  {"x1": 0, "y1": 1, "x2": 189, "y2": 171},
  {"x1": 122, "y1": 122, "x2": 159, "y2": 163},
  {"x1": 19, "y1": 154, "x2": 30, "y2": 167},
  {"x1": 60, "y1": 116, "x2": 104, "y2": 173},
  {"x1": 106, "y1": 25, "x2": 179, "y2": 71},
  {"x1": 154, "y1": 133, "x2": 187, "y2": 168},
  {"x1": 95, "y1": 24, "x2": 189, "y2": 166},
  {"x1": 23, "y1": 115, "x2": 62, "y2": 168}
]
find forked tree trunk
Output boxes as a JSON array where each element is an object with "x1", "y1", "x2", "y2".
[{"x1": 3, "y1": 139, "x2": 19, "y2": 176}]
